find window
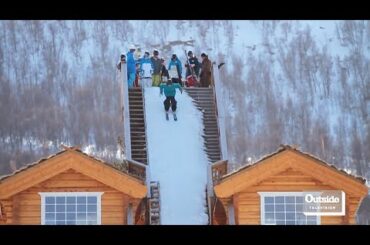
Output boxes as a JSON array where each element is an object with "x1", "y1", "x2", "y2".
[
  {"x1": 259, "y1": 192, "x2": 320, "y2": 225},
  {"x1": 40, "y1": 192, "x2": 103, "y2": 225}
]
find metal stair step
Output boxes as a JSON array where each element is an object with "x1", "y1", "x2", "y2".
[
  {"x1": 204, "y1": 139, "x2": 220, "y2": 143},
  {"x1": 203, "y1": 134, "x2": 219, "y2": 137},
  {"x1": 130, "y1": 127, "x2": 145, "y2": 130},
  {"x1": 130, "y1": 122, "x2": 145, "y2": 126},
  {"x1": 132, "y1": 148, "x2": 147, "y2": 152},
  {"x1": 131, "y1": 139, "x2": 146, "y2": 142},
  {"x1": 131, "y1": 142, "x2": 147, "y2": 145},
  {"x1": 131, "y1": 135, "x2": 146, "y2": 138},
  {"x1": 204, "y1": 122, "x2": 218, "y2": 125},
  {"x1": 130, "y1": 135, "x2": 146, "y2": 138}
]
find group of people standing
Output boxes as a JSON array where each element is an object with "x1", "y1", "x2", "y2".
[{"x1": 117, "y1": 45, "x2": 213, "y2": 89}]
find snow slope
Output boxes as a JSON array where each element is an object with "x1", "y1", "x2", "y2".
[{"x1": 144, "y1": 87, "x2": 209, "y2": 225}]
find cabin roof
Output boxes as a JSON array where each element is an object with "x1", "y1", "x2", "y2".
[
  {"x1": 223, "y1": 145, "x2": 366, "y2": 184},
  {"x1": 214, "y1": 145, "x2": 368, "y2": 198},
  {"x1": 0, "y1": 146, "x2": 147, "y2": 199},
  {"x1": 0, "y1": 149, "x2": 66, "y2": 182},
  {"x1": 0, "y1": 146, "x2": 143, "y2": 182}
]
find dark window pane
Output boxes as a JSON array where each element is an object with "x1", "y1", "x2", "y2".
[
  {"x1": 56, "y1": 213, "x2": 65, "y2": 220},
  {"x1": 67, "y1": 213, "x2": 76, "y2": 220},
  {"x1": 56, "y1": 197, "x2": 65, "y2": 204},
  {"x1": 307, "y1": 216, "x2": 317, "y2": 222},
  {"x1": 265, "y1": 197, "x2": 274, "y2": 204},
  {"x1": 66, "y1": 220, "x2": 76, "y2": 225},
  {"x1": 275, "y1": 196, "x2": 284, "y2": 203},
  {"x1": 45, "y1": 221, "x2": 55, "y2": 225},
  {"x1": 67, "y1": 197, "x2": 76, "y2": 204},
  {"x1": 77, "y1": 205, "x2": 86, "y2": 212},
  {"x1": 45, "y1": 213, "x2": 55, "y2": 220},
  {"x1": 56, "y1": 221, "x2": 65, "y2": 225},
  {"x1": 297, "y1": 219, "x2": 306, "y2": 225},
  {"x1": 276, "y1": 213, "x2": 285, "y2": 220},
  {"x1": 276, "y1": 220, "x2": 285, "y2": 225},
  {"x1": 286, "y1": 220, "x2": 295, "y2": 225},
  {"x1": 87, "y1": 205, "x2": 97, "y2": 212},
  {"x1": 87, "y1": 213, "x2": 97, "y2": 221},
  {"x1": 56, "y1": 205, "x2": 65, "y2": 212},
  {"x1": 77, "y1": 196, "x2": 86, "y2": 204},
  {"x1": 87, "y1": 196, "x2": 97, "y2": 204},
  {"x1": 87, "y1": 220, "x2": 97, "y2": 225},
  {"x1": 45, "y1": 205, "x2": 55, "y2": 212},
  {"x1": 45, "y1": 197, "x2": 55, "y2": 204},
  {"x1": 285, "y1": 196, "x2": 295, "y2": 203},
  {"x1": 296, "y1": 196, "x2": 304, "y2": 203},
  {"x1": 265, "y1": 213, "x2": 274, "y2": 222},
  {"x1": 76, "y1": 220, "x2": 86, "y2": 225},
  {"x1": 286, "y1": 204, "x2": 295, "y2": 212},
  {"x1": 77, "y1": 213, "x2": 86, "y2": 220},
  {"x1": 286, "y1": 213, "x2": 295, "y2": 220},
  {"x1": 276, "y1": 204, "x2": 284, "y2": 212},
  {"x1": 67, "y1": 205, "x2": 76, "y2": 212},
  {"x1": 307, "y1": 220, "x2": 317, "y2": 225},
  {"x1": 297, "y1": 213, "x2": 306, "y2": 221},
  {"x1": 265, "y1": 204, "x2": 274, "y2": 212},
  {"x1": 296, "y1": 204, "x2": 303, "y2": 212}
]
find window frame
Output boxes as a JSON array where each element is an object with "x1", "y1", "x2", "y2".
[
  {"x1": 39, "y1": 192, "x2": 103, "y2": 225},
  {"x1": 258, "y1": 192, "x2": 321, "y2": 225}
]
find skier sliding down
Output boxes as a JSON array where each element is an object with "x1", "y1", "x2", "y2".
[{"x1": 159, "y1": 79, "x2": 183, "y2": 121}]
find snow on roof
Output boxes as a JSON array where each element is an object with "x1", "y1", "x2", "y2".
[{"x1": 221, "y1": 144, "x2": 367, "y2": 184}]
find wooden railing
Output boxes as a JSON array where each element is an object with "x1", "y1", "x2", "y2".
[
  {"x1": 211, "y1": 160, "x2": 228, "y2": 184},
  {"x1": 113, "y1": 159, "x2": 146, "y2": 182},
  {"x1": 127, "y1": 159, "x2": 146, "y2": 181}
]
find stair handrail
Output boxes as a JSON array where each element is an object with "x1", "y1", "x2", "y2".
[
  {"x1": 140, "y1": 87, "x2": 151, "y2": 188},
  {"x1": 119, "y1": 60, "x2": 132, "y2": 160},
  {"x1": 211, "y1": 62, "x2": 228, "y2": 161}
]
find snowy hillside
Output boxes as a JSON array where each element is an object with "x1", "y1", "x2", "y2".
[{"x1": 0, "y1": 20, "x2": 369, "y2": 184}]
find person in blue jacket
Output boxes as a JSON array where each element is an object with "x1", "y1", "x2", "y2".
[
  {"x1": 168, "y1": 54, "x2": 183, "y2": 86},
  {"x1": 126, "y1": 45, "x2": 136, "y2": 88},
  {"x1": 160, "y1": 79, "x2": 183, "y2": 118}
]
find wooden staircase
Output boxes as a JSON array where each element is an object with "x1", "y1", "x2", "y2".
[
  {"x1": 128, "y1": 88, "x2": 148, "y2": 164},
  {"x1": 185, "y1": 88, "x2": 222, "y2": 163},
  {"x1": 149, "y1": 181, "x2": 161, "y2": 225}
]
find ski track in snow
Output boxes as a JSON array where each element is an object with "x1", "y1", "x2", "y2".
[{"x1": 144, "y1": 87, "x2": 209, "y2": 225}]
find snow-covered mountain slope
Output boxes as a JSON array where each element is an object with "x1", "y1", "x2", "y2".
[{"x1": 0, "y1": 20, "x2": 369, "y2": 183}]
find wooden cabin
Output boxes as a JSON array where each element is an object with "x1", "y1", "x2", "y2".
[
  {"x1": 211, "y1": 145, "x2": 368, "y2": 225},
  {"x1": 0, "y1": 146, "x2": 147, "y2": 225}
]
